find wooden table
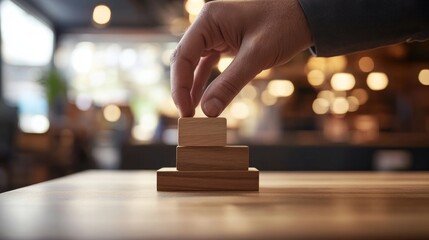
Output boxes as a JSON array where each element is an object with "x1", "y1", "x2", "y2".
[{"x1": 1, "y1": 171, "x2": 428, "y2": 239}]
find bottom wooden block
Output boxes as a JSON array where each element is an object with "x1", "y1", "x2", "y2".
[{"x1": 157, "y1": 167, "x2": 259, "y2": 191}]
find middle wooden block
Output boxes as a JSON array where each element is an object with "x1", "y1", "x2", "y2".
[{"x1": 176, "y1": 146, "x2": 249, "y2": 171}]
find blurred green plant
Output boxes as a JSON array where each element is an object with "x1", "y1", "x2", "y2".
[{"x1": 38, "y1": 69, "x2": 67, "y2": 107}]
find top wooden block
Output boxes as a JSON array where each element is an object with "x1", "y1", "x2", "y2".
[{"x1": 178, "y1": 118, "x2": 226, "y2": 146}]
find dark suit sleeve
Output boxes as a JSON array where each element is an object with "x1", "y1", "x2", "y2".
[{"x1": 298, "y1": 0, "x2": 429, "y2": 56}]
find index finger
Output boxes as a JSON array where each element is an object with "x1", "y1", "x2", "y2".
[{"x1": 170, "y1": 15, "x2": 212, "y2": 117}]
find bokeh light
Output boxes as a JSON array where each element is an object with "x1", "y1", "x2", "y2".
[
  {"x1": 358, "y1": 56, "x2": 374, "y2": 72},
  {"x1": 185, "y1": 0, "x2": 205, "y2": 23},
  {"x1": 132, "y1": 114, "x2": 159, "y2": 142},
  {"x1": 230, "y1": 101, "x2": 250, "y2": 119},
  {"x1": 318, "y1": 90, "x2": 335, "y2": 103},
  {"x1": 20, "y1": 115, "x2": 50, "y2": 134},
  {"x1": 267, "y1": 80, "x2": 294, "y2": 97},
  {"x1": 103, "y1": 104, "x2": 121, "y2": 122},
  {"x1": 255, "y1": 69, "x2": 272, "y2": 79},
  {"x1": 71, "y1": 42, "x2": 95, "y2": 73},
  {"x1": 217, "y1": 56, "x2": 233, "y2": 72},
  {"x1": 367, "y1": 72, "x2": 388, "y2": 91},
  {"x1": 75, "y1": 94, "x2": 92, "y2": 111},
  {"x1": 418, "y1": 69, "x2": 429, "y2": 85},
  {"x1": 331, "y1": 73, "x2": 355, "y2": 91},
  {"x1": 347, "y1": 96, "x2": 359, "y2": 112},
  {"x1": 93, "y1": 5, "x2": 111, "y2": 25},
  {"x1": 132, "y1": 125, "x2": 152, "y2": 142},
  {"x1": 240, "y1": 85, "x2": 258, "y2": 99},
  {"x1": 119, "y1": 48, "x2": 137, "y2": 69},
  {"x1": 312, "y1": 98, "x2": 330, "y2": 115},
  {"x1": 307, "y1": 56, "x2": 347, "y2": 73},
  {"x1": 307, "y1": 57, "x2": 327, "y2": 71},
  {"x1": 327, "y1": 56, "x2": 347, "y2": 72},
  {"x1": 307, "y1": 69, "x2": 325, "y2": 86},
  {"x1": 331, "y1": 97, "x2": 349, "y2": 114},
  {"x1": 185, "y1": 0, "x2": 205, "y2": 15},
  {"x1": 261, "y1": 90, "x2": 277, "y2": 106}
]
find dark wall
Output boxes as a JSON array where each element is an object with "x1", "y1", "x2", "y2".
[{"x1": 121, "y1": 144, "x2": 429, "y2": 171}]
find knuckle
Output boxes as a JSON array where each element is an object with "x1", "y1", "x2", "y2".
[
  {"x1": 218, "y1": 80, "x2": 241, "y2": 99},
  {"x1": 171, "y1": 86, "x2": 191, "y2": 105},
  {"x1": 170, "y1": 45, "x2": 180, "y2": 65},
  {"x1": 201, "y1": 1, "x2": 217, "y2": 14},
  {"x1": 170, "y1": 44, "x2": 195, "y2": 68},
  {"x1": 171, "y1": 88, "x2": 180, "y2": 103},
  {"x1": 200, "y1": 1, "x2": 222, "y2": 20}
]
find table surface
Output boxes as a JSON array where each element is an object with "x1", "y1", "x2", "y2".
[{"x1": 1, "y1": 171, "x2": 429, "y2": 240}]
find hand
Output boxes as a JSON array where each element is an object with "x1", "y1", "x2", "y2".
[{"x1": 171, "y1": 0, "x2": 312, "y2": 117}]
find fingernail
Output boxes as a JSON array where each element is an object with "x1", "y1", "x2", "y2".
[{"x1": 204, "y1": 98, "x2": 223, "y2": 117}]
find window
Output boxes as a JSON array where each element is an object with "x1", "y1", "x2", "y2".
[{"x1": 1, "y1": 0, "x2": 54, "y2": 133}]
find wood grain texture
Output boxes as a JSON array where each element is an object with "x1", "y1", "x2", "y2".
[
  {"x1": 178, "y1": 117, "x2": 226, "y2": 146},
  {"x1": 176, "y1": 146, "x2": 249, "y2": 171},
  {"x1": 1, "y1": 171, "x2": 429, "y2": 240},
  {"x1": 157, "y1": 167, "x2": 259, "y2": 191}
]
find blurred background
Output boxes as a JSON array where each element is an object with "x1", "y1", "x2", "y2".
[{"x1": 0, "y1": 0, "x2": 428, "y2": 192}]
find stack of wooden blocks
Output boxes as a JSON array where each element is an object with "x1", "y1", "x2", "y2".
[{"x1": 157, "y1": 117, "x2": 259, "y2": 191}]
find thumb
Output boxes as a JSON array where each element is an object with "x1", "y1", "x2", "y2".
[{"x1": 201, "y1": 47, "x2": 262, "y2": 117}]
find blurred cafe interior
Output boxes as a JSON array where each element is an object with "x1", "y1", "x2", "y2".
[{"x1": 0, "y1": 0, "x2": 429, "y2": 192}]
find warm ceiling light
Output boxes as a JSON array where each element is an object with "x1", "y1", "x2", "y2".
[
  {"x1": 306, "y1": 56, "x2": 347, "y2": 73},
  {"x1": 307, "y1": 69, "x2": 325, "y2": 86},
  {"x1": 418, "y1": 69, "x2": 429, "y2": 85},
  {"x1": 326, "y1": 55, "x2": 347, "y2": 72},
  {"x1": 307, "y1": 57, "x2": 326, "y2": 71},
  {"x1": 103, "y1": 104, "x2": 121, "y2": 122},
  {"x1": 188, "y1": 14, "x2": 198, "y2": 24},
  {"x1": 331, "y1": 97, "x2": 349, "y2": 115},
  {"x1": 230, "y1": 101, "x2": 250, "y2": 120},
  {"x1": 312, "y1": 98, "x2": 330, "y2": 115},
  {"x1": 358, "y1": 57, "x2": 374, "y2": 72},
  {"x1": 347, "y1": 96, "x2": 359, "y2": 112},
  {"x1": 217, "y1": 56, "x2": 233, "y2": 72},
  {"x1": 318, "y1": 90, "x2": 335, "y2": 103},
  {"x1": 93, "y1": 5, "x2": 111, "y2": 25},
  {"x1": 331, "y1": 73, "x2": 355, "y2": 91},
  {"x1": 239, "y1": 85, "x2": 258, "y2": 99},
  {"x1": 267, "y1": 80, "x2": 294, "y2": 97},
  {"x1": 255, "y1": 69, "x2": 272, "y2": 79},
  {"x1": 261, "y1": 90, "x2": 277, "y2": 106},
  {"x1": 185, "y1": 0, "x2": 205, "y2": 16},
  {"x1": 367, "y1": 72, "x2": 388, "y2": 91}
]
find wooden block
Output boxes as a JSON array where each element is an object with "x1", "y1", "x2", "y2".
[
  {"x1": 176, "y1": 146, "x2": 248, "y2": 171},
  {"x1": 157, "y1": 167, "x2": 259, "y2": 191},
  {"x1": 178, "y1": 118, "x2": 226, "y2": 146}
]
